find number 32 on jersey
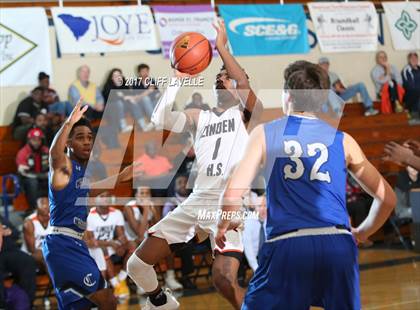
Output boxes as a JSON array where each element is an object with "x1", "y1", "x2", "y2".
[{"x1": 283, "y1": 140, "x2": 331, "y2": 183}]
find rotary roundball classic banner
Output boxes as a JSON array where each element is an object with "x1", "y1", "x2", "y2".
[
  {"x1": 0, "y1": 7, "x2": 52, "y2": 86},
  {"x1": 382, "y1": 1, "x2": 420, "y2": 51},
  {"x1": 308, "y1": 2, "x2": 378, "y2": 53},
  {"x1": 153, "y1": 5, "x2": 218, "y2": 58},
  {"x1": 51, "y1": 5, "x2": 159, "y2": 54}
]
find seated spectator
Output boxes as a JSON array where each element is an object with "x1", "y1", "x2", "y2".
[
  {"x1": 163, "y1": 175, "x2": 196, "y2": 290},
  {"x1": 68, "y1": 65, "x2": 104, "y2": 121},
  {"x1": 124, "y1": 63, "x2": 159, "y2": 131},
  {"x1": 394, "y1": 166, "x2": 420, "y2": 219},
  {"x1": 102, "y1": 68, "x2": 134, "y2": 135},
  {"x1": 135, "y1": 141, "x2": 173, "y2": 178},
  {"x1": 402, "y1": 51, "x2": 420, "y2": 124},
  {"x1": 318, "y1": 57, "x2": 378, "y2": 116},
  {"x1": 371, "y1": 51, "x2": 404, "y2": 113},
  {"x1": 30, "y1": 112, "x2": 54, "y2": 146},
  {"x1": 21, "y1": 196, "x2": 50, "y2": 269},
  {"x1": 185, "y1": 92, "x2": 210, "y2": 111},
  {"x1": 16, "y1": 128, "x2": 49, "y2": 212},
  {"x1": 0, "y1": 215, "x2": 37, "y2": 308},
  {"x1": 86, "y1": 197, "x2": 130, "y2": 299},
  {"x1": 242, "y1": 192, "x2": 266, "y2": 273},
  {"x1": 346, "y1": 175, "x2": 373, "y2": 247},
  {"x1": 12, "y1": 86, "x2": 47, "y2": 141},
  {"x1": 38, "y1": 71, "x2": 72, "y2": 118}
]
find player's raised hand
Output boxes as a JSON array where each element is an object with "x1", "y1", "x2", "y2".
[
  {"x1": 68, "y1": 97, "x2": 88, "y2": 126},
  {"x1": 213, "y1": 18, "x2": 228, "y2": 49}
]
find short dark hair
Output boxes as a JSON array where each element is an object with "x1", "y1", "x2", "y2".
[
  {"x1": 284, "y1": 61, "x2": 330, "y2": 112},
  {"x1": 38, "y1": 72, "x2": 49, "y2": 81},
  {"x1": 137, "y1": 63, "x2": 150, "y2": 72},
  {"x1": 69, "y1": 117, "x2": 93, "y2": 138},
  {"x1": 32, "y1": 86, "x2": 45, "y2": 93}
]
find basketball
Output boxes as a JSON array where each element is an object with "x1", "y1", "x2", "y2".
[{"x1": 170, "y1": 32, "x2": 213, "y2": 75}]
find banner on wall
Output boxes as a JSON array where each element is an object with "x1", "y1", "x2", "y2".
[
  {"x1": 218, "y1": 4, "x2": 309, "y2": 56},
  {"x1": 308, "y1": 2, "x2": 378, "y2": 53},
  {"x1": 153, "y1": 5, "x2": 217, "y2": 58},
  {"x1": 0, "y1": 8, "x2": 52, "y2": 87},
  {"x1": 51, "y1": 6, "x2": 159, "y2": 54},
  {"x1": 382, "y1": 2, "x2": 420, "y2": 51}
]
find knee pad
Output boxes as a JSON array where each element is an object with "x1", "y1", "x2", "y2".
[{"x1": 126, "y1": 254, "x2": 158, "y2": 292}]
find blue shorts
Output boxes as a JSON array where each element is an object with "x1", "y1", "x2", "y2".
[
  {"x1": 42, "y1": 234, "x2": 106, "y2": 310},
  {"x1": 242, "y1": 233, "x2": 360, "y2": 310}
]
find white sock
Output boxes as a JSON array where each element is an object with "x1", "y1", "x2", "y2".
[
  {"x1": 127, "y1": 254, "x2": 159, "y2": 293},
  {"x1": 110, "y1": 276, "x2": 119, "y2": 288},
  {"x1": 118, "y1": 270, "x2": 127, "y2": 282}
]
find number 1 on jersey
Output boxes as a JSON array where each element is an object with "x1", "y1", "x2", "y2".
[{"x1": 212, "y1": 137, "x2": 221, "y2": 160}]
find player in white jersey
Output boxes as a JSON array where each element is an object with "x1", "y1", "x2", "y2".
[
  {"x1": 22, "y1": 197, "x2": 50, "y2": 269},
  {"x1": 126, "y1": 20, "x2": 263, "y2": 310},
  {"x1": 85, "y1": 201, "x2": 130, "y2": 298}
]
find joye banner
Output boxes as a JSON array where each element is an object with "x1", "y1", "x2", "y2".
[
  {"x1": 382, "y1": 1, "x2": 420, "y2": 51},
  {"x1": 308, "y1": 2, "x2": 378, "y2": 53},
  {"x1": 218, "y1": 4, "x2": 309, "y2": 56},
  {"x1": 153, "y1": 5, "x2": 217, "y2": 58},
  {"x1": 51, "y1": 6, "x2": 159, "y2": 54},
  {"x1": 0, "y1": 8, "x2": 52, "y2": 86}
]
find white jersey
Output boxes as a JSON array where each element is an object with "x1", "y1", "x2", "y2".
[
  {"x1": 87, "y1": 208, "x2": 124, "y2": 241},
  {"x1": 193, "y1": 105, "x2": 249, "y2": 193},
  {"x1": 21, "y1": 212, "x2": 50, "y2": 253},
  {"x1": 124, "y1": 201, "x2": 148, "y2": 241}
]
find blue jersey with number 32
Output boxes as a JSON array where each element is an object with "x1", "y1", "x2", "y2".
[{"x1": 263, "y1": 115, "x2": 349, "y2": 239}]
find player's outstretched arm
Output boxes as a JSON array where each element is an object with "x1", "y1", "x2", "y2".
[
  {"x1": 150, "y1": 71, "x2": 199, "y2": 134},
  {"x1": 213, "y1": 19, "x2": 263, "y2": 123},
  {"x1": 50, "y1": 98, "x2": 88, "y2": 190},
  {"x1": 216, "y1": 125, "x2": 266, "y2": 248},
  {"x1": 344, "y1": 133, "x2": 396, "y2": 243}
]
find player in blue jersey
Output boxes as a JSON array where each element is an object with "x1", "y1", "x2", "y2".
[
  {"x1": 42, "y1": 99, "x2": 136, "y2": 310},
  {"x1": 216, "y1": 61, "x2": 397, "y2": 310}
]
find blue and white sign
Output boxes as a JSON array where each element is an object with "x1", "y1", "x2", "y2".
[
  {"x1": 51, "y1": 6, "x2": 159, "y2": 54},
  {"x1": 218, "y1": 4, "x2": 309, "y2": 56}
]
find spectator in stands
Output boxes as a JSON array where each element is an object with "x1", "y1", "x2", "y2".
[
  {"x1": 185, "y1": 92, "x2": 210, "y2": 111},
  {"x1": 346, "y1": 175, "x2": 373, "y2": 247},
  {"x1": 38, "y1": 71, "x2": 71, "y2": 117},
  {"x1": 102, "y1": 68, "x2": 134, "y2": 136},
  {"x1": 0, "y1": 215, "x2": 37, "y2": 308},
  {"x1": 242, "y1": 192, "x2": 266, "y2": 273},
  {"x1": 124, "y1": 64, "x2": 159, "y2": 131},
  {"x1": 21, "y1": 196, "x2": 50, "y2": 269},
  {"x1": 384, "y1": 140, "x2": 420, "y2": 171},
  {"x1": 134, "y1": 141, "x2": 173, "y2": 178},
  {"x1": 402, "y1": 51, "x2": 420, "y2": 125},
  {"x1": 31, "y1": 112, "x2": 54, "y2": 146},
  {"x1": 68, "y1": 65, "x2": 104, "y2": 120},
  {"x1": 86, "y1": 196, "x2": 130, "y2": 299},
  {"x1": 371, "y1": 51, "x2": 404, "y2": 113},
  {"x1": 16, "y1": 128, "x2": 49, "y2": 212},
  {"x1": 124, "y1": 187, "x2": 154, "y2": 248},
  {"x1": 318, "y1": 57, "x2": 378, "y2": 116},
  {"x1": 12, "y1": 86, "x2": 47, "y2": 141},
  {"x1": 162, "y1": 175, "x2": 195, "y2": 290},
  {"x1": 394, "y1": 166, "x2": 420, "y2": 219}
]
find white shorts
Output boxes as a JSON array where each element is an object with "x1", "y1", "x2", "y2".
[
  {"x1": 148, "y1": 192, "x2": 243, "y2": 255},
  {"x1": 88, "y1": 247, "x2": 107, "y2": 272}
]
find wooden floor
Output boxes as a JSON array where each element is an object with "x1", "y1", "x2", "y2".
[{"x1": 112, "y1": 248, "x2": 420, "y2": 310}]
